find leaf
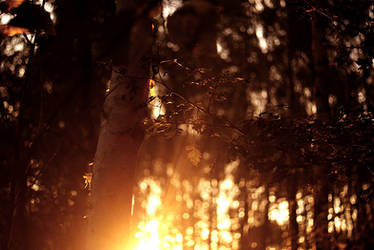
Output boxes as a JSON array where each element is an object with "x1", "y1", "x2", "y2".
[
  {"x1": 185, "y1": 145, "x2": 202, "y2": 167},
  {"x1": 83, "y1": 173, "x2": 92, "y2": 190},
  {"x1": 148, "y1": 79, "x2": 157, "y2": 101},
  {"x1": 148, "y1": 79, "x2": 156, "y2": 89}
]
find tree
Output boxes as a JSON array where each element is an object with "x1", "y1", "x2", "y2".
[
  {"x1": 1, "y1": 0, "x2": 373, "y2": 249},
  {"x1": 86, "y1": 1, "x2": 159, "y2": 249}
]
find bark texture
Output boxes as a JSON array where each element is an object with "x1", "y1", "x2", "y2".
[{"x1": 87, "y1": 2, "x2": 153, "y2": 249}]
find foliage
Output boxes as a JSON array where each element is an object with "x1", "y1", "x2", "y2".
[{"x1": 0, "y1": 0, "x2": 373, "y2": 249}]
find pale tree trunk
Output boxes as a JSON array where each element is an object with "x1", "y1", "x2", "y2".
[{"x1": 86, "y1": 1, "x2": 154, "y2": 249}]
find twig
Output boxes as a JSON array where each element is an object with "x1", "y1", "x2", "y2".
[
  {"x1": 302, "y1": 0, "x2": 357, "y2": 30},
  {"x1": 155, "y1": 71, "x2": 248, "y2": 137}
]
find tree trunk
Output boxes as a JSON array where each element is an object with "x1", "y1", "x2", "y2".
[
  {"x1": 311, "y1": 9, "x2": 331, "y2": 119},
  {"x1": 310, "y1": 7, "x2": 331, "y2": 248},
  {"x1": 313, "y1": 163, "x2": 330, "y2": 250},
  {"x1": 287, "y1": 169, "x2": 299, "y2": 250},
  {"x1": 87, "y1": 1, "x2": 154, "y2": 249},
  {"x1": 7, "y1": 41, "x2": 38, "y2": 250}
]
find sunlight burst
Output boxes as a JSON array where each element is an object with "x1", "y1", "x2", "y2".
[
  {"x1": 135, "y1": 220, "x2": 161, "y2": 250},
  {"x1": 269, "y1": 200, "x2": 289, "y2": 225}
]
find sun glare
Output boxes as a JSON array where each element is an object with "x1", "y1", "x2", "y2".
[
  {"x1": 162, "y1": 0, "x2": 182, "y2": 19},
  {"x1": 132, "y1": 161, "x2": 245, "y2": 250},
  {"x1": 255, "y1": 25, "x2": 268, "y2": 53},
  {"x1": 269, "y1": 200, "x2": 289, "y2": 226},
  {"x1": 135, "y1": 220, "x2": 161, "y2": 250},
  {"x1": 131, "y1": 168, "x2": 353, "y2": 249}
]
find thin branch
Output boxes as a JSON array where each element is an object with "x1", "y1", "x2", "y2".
[
  {"x1": 23, "y1": 34, "x2": 33, "y2": 46},
  {"x1": 155, "y1": 72, "x2": 248, "y2": 137},
  {"x1": 302, "y1": 0, "x2": 360, "y2": 31}
]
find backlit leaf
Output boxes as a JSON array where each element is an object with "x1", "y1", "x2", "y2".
[
  {"x1": 83, "y1": 173, "x2": 92, "y2": 190},
  {"x1": 185, "y1": 145, "x2": 201, "y2": 167}
]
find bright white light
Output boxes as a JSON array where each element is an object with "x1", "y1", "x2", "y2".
[
  {"x1": 0, "y1": 14, "x2": 13, "y2": 25},
  {"x1": 256, "y1": 26, "x2": 263, "y2": 38},
  {"x1": 221, "y1": 179, "x2": 233, "y2": 189},
  {"x1": 250, "y1": 0, "x2": 264, "y2": 12},
  {"x1": 255, "y1": 25, "x2": 268, "y2": 53},
  {"x1": 201, "y1": 228, "x2": 209, "y2": 240},
  {"x1": 306, "y1": 101, "x2": 317, "y2": 115},
  {"x1": 358, "y1": 90, "x2": 366, "y2": 103},
  {"x1": 217, "y1": 42, "x2": 222, "y2": 54},
  {"x1": 216, "y1": 40, "x2": 229, "y2": 60},
  {"x1": 147, "y1": 194, "x2": 161, "y2": 215},
  {"x1": 18, "y1": 67, "x2": 25, "y2": 78},
  {"x1": 149, "y1": 82, "x2": 165, "y2": 119},
  {"x1": 134, "y1": 220, "x2": 161, "y2": 250},
  {"x1": 44, "y1": 2, "x2": 54, "y2": 12},
  {"x1": 14, "y1": 42, "x2": 24, "y2": 52},
  {"x1": 151, "y1": 98, "x2": 165, "y2": 119},
  {"x1": 44, "y1": 2, "x2": 56, "y2": 22},
  {"x1": 221, "y1": 231, "x2": 233, "y2": 243},
  {"x1": 250, "y1": 90, "x2": 267, "y2": 116},
  {"x1": 31, "y1": 184, "x2": 40, "y2": 191},
  {"x1": 269, "y1": 200, "x2": 289, "y2": 225},
  {"x1": 163, "y1": 0, "x2": 182, "y2": 18}
]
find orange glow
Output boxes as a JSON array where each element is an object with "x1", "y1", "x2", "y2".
[
  {"x1": 148, "y1": 79, "x2": 156, "y2": 91},
  {"x1": 132, "y1": 161, "x2": 245, "y2": 250},
  {"x1": 83, "y1": 172, "x2": 92, "y2": 189},
  {"x1": 134, "y1": 219, "x2": 161, "y2": 250},
  {"x1": 6, "y1": 0, "x2": 25, "y2": 11},
  {"x1": 148, "y1": 79, "x2": 165, "y2": 118},
  {"x1": 0, "y1": 25, "x2": 28, "y2": 36}
]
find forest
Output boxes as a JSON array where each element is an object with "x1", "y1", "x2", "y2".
[{"x1": 0, "y1": 0, "x2": 373, "y2": 249}]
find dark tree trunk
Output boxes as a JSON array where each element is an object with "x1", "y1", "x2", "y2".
[
  {"x1": 7, "y1": 41, "x2": 38, "y2": 250},
  {"x1": 313, "y1": 163, "x2": 330, "y2": 250},
  {"x1": 310, "y1": 7, "x2": 331, "y2": 248},
  {"x1": 311, "y1": 10, "x2": 331, "y2": 119}
]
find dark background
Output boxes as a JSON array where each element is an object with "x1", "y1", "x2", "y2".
[{"x1": 0, "y1": 0, "x2": 373, "y2": 249}]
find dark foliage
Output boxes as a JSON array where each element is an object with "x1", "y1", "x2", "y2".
[{"x1": 0, "y1": 0, "x2": 373, "y2": 249}]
